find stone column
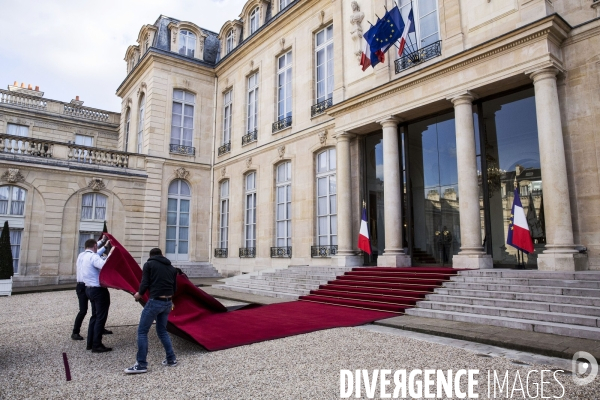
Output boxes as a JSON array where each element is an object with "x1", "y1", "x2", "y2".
[
  {"x1": 529, "y1": 67, "x2": 587, "y2": 271},
  {"x1": 450, "y1": 92, "x2": 492, "y2": 269},
  {"x1": 377, "y1": 117, "x2": 411, "y2": 267},
  {"x1": 334, "y1": 131, "x2": 363, "y2": 267}
]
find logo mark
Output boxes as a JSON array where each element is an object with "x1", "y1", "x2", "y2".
[{"x1": 572, "y1": 351, "x2": 598, "y2": 386}]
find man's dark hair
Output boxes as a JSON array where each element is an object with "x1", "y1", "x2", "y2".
[
  {"x1": 85, "y1": 239, "x2": 97, "y2": 249},
  {"x1": 149, "y1": 248, "x2": 163, "y2": 257}
]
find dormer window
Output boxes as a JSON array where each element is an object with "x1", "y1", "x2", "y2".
[
  {"x1": 226, "y1": 30, "x2": 235, "y2": 54},
  {"x1": 249, "y1": 7, "x2": 260, "y2": 34},
  {"x1": 179, "y1": 30, "x2": 196, "y2": 57}
]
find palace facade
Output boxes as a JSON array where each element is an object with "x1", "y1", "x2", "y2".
[{"x1": 2, "y1": 0, "x2": 600, "y2": 287}]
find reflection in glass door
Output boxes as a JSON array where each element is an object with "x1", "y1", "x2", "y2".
[{"x1": 166, "y1": 180, "x2": 190, "y2": 261}]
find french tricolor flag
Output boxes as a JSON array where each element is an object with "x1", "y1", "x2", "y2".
[
  {"x1": 398, "y1": 8, "x2": 415, "y2": 56},
  {"x1": 507, "y1": 187, "x2": 534, "y2": 254},
  {"x1": 358, "y1": 206, "x2": 372, "y2": 255}
]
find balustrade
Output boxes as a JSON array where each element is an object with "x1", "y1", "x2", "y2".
[{"x1": 0, "y1": 89, "x2": 47, "y2": 110}]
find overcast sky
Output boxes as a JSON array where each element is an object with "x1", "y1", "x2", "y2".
[{"x1": 0, "y1": 0, "x2": 247, "y2": 112}]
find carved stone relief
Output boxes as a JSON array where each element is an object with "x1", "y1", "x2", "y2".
[
  {"x1": 278, "y1": 145, "x2": 286, "y2": 159},
  {"x1": 88, "y1": 178, "x2": 106, "y2": 191},
  {"x1": 1, "y1": 168, "x2": 25, "y2": 183},
  {"x1": 318, "y1": 130, "x2": 328, "y2": 145},
  {"x1": 350, "y1": 1, "x2": 365, "y2": 61},
  {"x1": 175, "y1": 167, "x2": 190, "y2": 180},
  {"x1": 246, "y1": 157, "x2": 252, "y2": 168}
]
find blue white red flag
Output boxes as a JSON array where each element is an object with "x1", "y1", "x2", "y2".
[
  {"x1": 507, "y1": 187, "x2": 534, "y2": 254},
  {"x1": 360, "y1": 6, "x2": 404, "y2": 70},
  {"x1": 358, "y1": 206, "x2": 372, "y2": 254},
  {"x1": 398, "y1": 8, "x2": 415, "y2": 56}
]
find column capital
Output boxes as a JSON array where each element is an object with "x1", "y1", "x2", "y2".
[
  {"x1": 377, "y1": 116, "x2": 402, "y2": 128},
  {"x1": 448, "y1": 90, "x2": 477, "y2": 106},
  {"x1": 528, "y1": 66, "x2": 560, "y2": 84},
  {"x1": 334, "y1": 131, "x2": 356, "y2": 142}
]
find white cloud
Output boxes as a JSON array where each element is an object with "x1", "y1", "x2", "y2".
[{"x1": 0, "y1": 0, "x2": 247, "y2": 112}]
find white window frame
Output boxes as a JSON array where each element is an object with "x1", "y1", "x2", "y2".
[
  {"x1": 137, "y1": 95, "x2": 145, "y2": 153},
  {"x1": 396, "y1": 0, "x2": 440, "y2": 56},
  {"x1": 166, "y1": 180, "x2": 191, "y2": 261},
  {"x1": 223, "y1": 90, "x2": 232, "y2": 144},
  {"x1": 316, "y1": 149, "x2": 337, "y2": 246},
  {"x1": 124, "y1": 109, "x2": 131, "y2": 151},
  {"x1": 5, "y1": 123, "x2": 28, "y2": 154},
  {"x1": 247, "y1": 73, "x2": 259, "y2": 135},
  {"x1": 0, "y1": 185, "x2": 26, "y2": 216},
  {"x1": 249, "y1": 7, "x2": 260, "y2": 34},
  {"x1": 219, "y1": 180, "x2": 229, "y2": 249},
  {"x1": 315, "y1": 24, "x2": 334, "y2": 104},
  {"x1": 244, "y1": 172, "x2": 257, "y2": 248},
  {"x1": 179, "y1": 30, "x2": 196, "y2": 57},
  {"x1": 275, "y1": 162, "x2": 292, "y2": 247},
  {"x1": 277, "y1": 51, "x2": 292, "y2": 121},
  {"x1": 10, "y1": 229, "x2": 23, "y2": 275},
  {"x1": 226, "y1": 30, "x2": 235, "y2": 54},
  {"x1": 171, "y1": 90, "x2": 195, "y2": 147},
  {"x1": 81, "y1": 193, "x2": 107, "y2": 221}
]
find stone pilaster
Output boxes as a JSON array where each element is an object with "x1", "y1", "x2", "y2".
[
  {"x1": 450, "y1": 92, "x2": 492, "y2": 269},
  {"x1": 529, "y1": 67, "x2": 588, "y2": 271}
]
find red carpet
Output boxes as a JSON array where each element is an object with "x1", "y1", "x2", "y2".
[{"x1": 98, "y1": 234, "x2": 394, "y2": 351}]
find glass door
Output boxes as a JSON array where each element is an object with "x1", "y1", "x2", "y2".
[{"x1": 166, "y1": 180, "x2": 190, "y2": 261}]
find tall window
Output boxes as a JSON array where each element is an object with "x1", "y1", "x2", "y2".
[
  {"x1": 276, "y1": 162, "x2": 292, "y2": 247},
  {"x1": 223, "y1": 90, "x2": 232, "y2": 144},
  {"x1": 226, "y1": 30, "x2": 235, "y2": 54},
  {"x1": 81, "y1": 193, "x2": 107, "y2": 221},
  {"x1": 244, "y1": 172, "x2": 257, "y2": 248},
  {"x1": 5, "y1": 123, "x2": 28, "y2": 153},
  {"x1": 137, "y1": 95, "x2": 145, "y2": 153},
  {"x1": 10, "y1": 229, "x2": 22, "y2": 274},
  {"x1": 179, "y1": 30, "x2": 196, "y2": 57},
  {"x1": 166, "y1": 180, "x2": 190, "y2": 261},
  {"x1": 171, "y1": 90, "x2": 195, "y2": 148},
  {"x1": 249, "y1": 7, "x2": 260, "y2": 34},
  {"x1": 397, "y1": 0, "x2": 440, "y2": 54},
  {"x1": 247, "y1": 73, "x2": 259, "y2": 134},
  {"x1": 316, "y1": 149, "x2": 337, "y2": 246},
  {"x1": 315, "y1": 25, "x2": 334, "y2": 104},
  {"x1": 78, "y1": 232, "x2": 102, "y2": 254},
  {"x1": 0, "y1": 186, "x2": 26, "y2": 216},
  {"x1": 280, "y1": 0, "x2": 292, "y2": 10},
  {"x1": 277, "y1": 51, "x2": 292, "y2": 121},
  {"x1": 124, "y1": 109, "x2": 131, "y2": 151},
  {"x1": 219, "y1": 180, "x2": 229, "y2": 249}
]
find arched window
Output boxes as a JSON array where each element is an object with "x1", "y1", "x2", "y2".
[
  {"x1": 137, "y1": 95, "x2": 145, "y2": 153},
  {"x1": 179, "y1": 30, "x2": 196, "y2": 57},
  {"x1": 81, "y1": 193, "x2": 107, "y2": 221},
  {"x1": 170, "y1": 90, "x2": 195, "y2": 150},
  {"x1": 275, "y1": 162, "x2": 291, "y2": 248},
  {"x1": 226, "y1": 30, "x2": 235, "y2": 54},
  {"x1": 166, "y1": 180, "x2": 191, "y2": 261},
  {"x1": 249, "y1": 7, "x2": 260, "y2": 34},
  {"x1": 316, "y1": 149, "x2": 337, "y2": 246},
  {"x1": 218, "y1": 180, "x2": 229, "y2": 250},
  {"x1": 244, "y1": 172, "x2": 257, "y2": 249},
  {"x1": 124, "y1": 108, "x2": 131, "y2": 151}
]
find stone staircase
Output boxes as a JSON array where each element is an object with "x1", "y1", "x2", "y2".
[
  {"x1": 405, "y1": 269, "x2": 600, "y2": 340},
  {"x1": 212, "y1": 266, "x2": 356, "y2": 300},
  {"x1": 174, "y1": 263, "x2": 222, "y2": 278}
]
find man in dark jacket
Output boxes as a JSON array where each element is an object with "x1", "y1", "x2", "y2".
[{"x1": 125, "y1": 248, "x2": 178, "y2": 374}]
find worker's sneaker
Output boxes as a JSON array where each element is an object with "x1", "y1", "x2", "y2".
[
  {"x1": 124, "y1": 363, "x2": 147, "y2": 374},
  {"x1": 162, "y1": 359, "x2": 178, "y2": 367}
]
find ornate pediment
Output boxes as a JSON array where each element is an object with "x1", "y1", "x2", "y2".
[
  {"x1": 175, "y1": 167, "x2": 190, "y2": 180},
  {"x1": 88, "y1": 178, "x2": 106, "y2": 191}
]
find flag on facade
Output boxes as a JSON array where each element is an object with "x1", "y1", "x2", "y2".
[
  {"x1": 358, "y1": 203, "x2": 372, "y2": 254},
  {"x1": 360, "y1": 6, "x2": 404, "y2": 70},
  {"x1": 360, "y1": 27, "x2": 375, "y2": 71},
  {"x1": 506, "y1": 187, "x2": 534, "y2": 254},
  {"x1": 398, "y1": 8, "x2": 415, "y2": 56}
]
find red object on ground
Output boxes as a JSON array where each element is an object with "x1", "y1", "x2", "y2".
[{"x1": 98, "y1": 234, "x2": 394, "y2": 351}]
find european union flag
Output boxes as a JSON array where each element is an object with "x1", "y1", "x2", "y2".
[{"x1": 369, "y1": 6, "x2": 404, "y2": 64}]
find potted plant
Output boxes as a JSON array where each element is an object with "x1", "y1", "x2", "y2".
[{"x1": 0, "y1": 221, "x2": 14, "y2": 296}]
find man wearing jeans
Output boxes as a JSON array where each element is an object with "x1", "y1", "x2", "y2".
[{"x1": 125, "y1": 248, "x2": 178, "y2": 374}]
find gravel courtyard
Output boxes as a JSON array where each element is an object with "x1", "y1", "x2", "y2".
[{"x1": 0, "y1": 289, "x2": 598, "y2": 399}]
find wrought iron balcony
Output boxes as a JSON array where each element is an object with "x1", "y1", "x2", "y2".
[
  {"x1": 272, "y1": 116, "x2": 292, "y2": 133},
  {"x1": 214, "y1": 248, "x2": 228, "y2": 258},
  {"x1": 311, "y1": 245, "x2": 338, "y2": 258},
  {"x1": 169, "y1": 144, "x2": 195, "y2": 156},
  {"x1": 242, "y1": 129, "x2": 257, "y2": 146},
  {"x1": 239, "y1": 247, "x2": 256, "y2": 258},
  {"x1": 218, "y1": 141, "x2": 231, "y2": 156},
  {"x1": 311, "y1": 98, "x2": 333, "y2": 117},
  {"x1": 271, "y1": 246, "x2": 292, "y2": 258},
  {"x1": 395, "y1": 41, "x2": 442, "y2": 74}
]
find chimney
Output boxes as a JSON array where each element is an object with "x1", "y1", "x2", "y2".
[
  {"x1": 7, "y1": 81, "x2": 44, "y2": 97},
  {"x1": 27, "y1": 84, "x2": 32, "y2": 90},
  {"x1": 76, "y1": 95, "x2": 80, "y2": 101},
  {"x1": 20, "y1": 82, "x2": 25, "y2": 88},
  {"x1": 35, "y1": 86, "x2": 39, "y2": 91},
  {"x1": 13, "y1": 81, "x2": 17, "y2": 86},
  {"x1": 70, "y1": 96, "x2": 84, "y2": 106}
]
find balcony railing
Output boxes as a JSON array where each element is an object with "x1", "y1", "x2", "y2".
[
  {"x1": 63, "y1": 104, "x2": 110, "y2": 122},
  {"x1": 272, "y1": 116, "x2": 292, "y2": 133},
  {"x1": 169, "y1": 144, "x2": 195, "y2": 156},
  {"x1": 214, "y1": 248, "x2": 228, "y2": 258},
  {"x1": 239, "y1": 247, "x2": 256, "y2": 258},
  {"x1": 311, "y1": 98, "x2": 333, "y2": 117},
  {"x1": 218, "y1": 141, "x2": 231, "y2": 156},
  {"x1": 271, "y1": 246, "x2": 292, "y2": 258},
  {"x1": 311, "y1": 245, "x2": 338, "y2": 258},
  {"x1": 395, "y1": 41, "x2": 442, "y2": 74},
  {"x1": 242, "y1": 129, "x2": 258, "y2": 146},
  {"x1": 0, "y1": 89, "x2": 47, "y2": 110},
  {"x1": 1, "y1": 134, "x2": 53, "y2": 157}
]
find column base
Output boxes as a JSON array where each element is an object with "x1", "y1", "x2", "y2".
[
  {"x1": 333, "y1": 255, "x2": 364, "y2": 267},
  {"x1": 452, "y1": 254, "x2": 493, "y2": 269},
  {"x1": 537, "y1": 253, "x2": 588, "y2": 271},
  {"x1": 377, "y1": 254, "x2": 412, "y2": 267}
]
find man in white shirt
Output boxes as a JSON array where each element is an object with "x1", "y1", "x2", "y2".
[{"x1": 80, "y1": 238, "x2": 115, "y2": 353}]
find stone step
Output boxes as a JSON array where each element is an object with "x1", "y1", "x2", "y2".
[
  {"x1": 251, "y1": 274, "x2": 337, "y2": 282},
  {"x1": 434, "y1": 288, "x2": 600, "y2": 307},
  {"x1": 458, "y1": 269, "x2": 600, "y2": 281},
  {"x1": 224, "y1": 280, "x2": 314, "y2": 295},
  {"x1": 212, "y1": 285, "x2": 300, "y2": 300},
  {"x1": 176, "y1": 264, "x2": 222, "y2": 278},
  {"x1": 286, "y1": 266, "x2": 355, "y2": 274},
  {"x1": 405, "y1": 308, "x2": 600, "y2": 341},
  {"x1": 425, "y1": 294, "x2": 600, "y2": 317},
  {"x1": 450, "y1": 276, "x2": 600, "y2": 289},
  {"x1": 442, "y1": 282, "x2": 600, "y2": 297},
  {"x1": 417, "y1": 301, "x2": 600, "y2": 327}
]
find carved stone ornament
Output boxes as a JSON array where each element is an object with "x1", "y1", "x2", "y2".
[
  {"x1": 183, "y1": 79, "x2": 191, "y2": 89},
  {"x1": 175, "y1": 167, "x2": 190, "y2": 180},
  {"x1": 137, "y1": 82, "x2": 147, "y2": 96},
  {"x1": 221, "y1": 167, "x2": 226, "y2": 177},
  {"x1": 250, "y1": 60, "x2": 254, "y2": 70},
  {"x1": 319, "y1": 10, "x2": 325, "y2": 25},
  {"x1": 280, "y1": 37, "x2": 285, "y2": 50},
  {"x1": 350, "y1": 1, "x2": 365, "y2": 61},
  {"x1": 318, "y1": 130, "x2": 328, "y2": 145},
  {"x1": 1, "y1": 168, "x2": 25, "y2": 183},
  {"x1": 278, "y1": 145, "x2": 286, "y2": 159},
  {"x1": 246, "y1": 157, "x2": 252, "y2": 168},
  {"x1": 88, "y1": 178, "x2": 106, "y2": 191}
]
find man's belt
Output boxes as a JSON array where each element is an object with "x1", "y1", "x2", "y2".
[{"x1": 153, "y1": 296, "x2": 172, "y2": 301}]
